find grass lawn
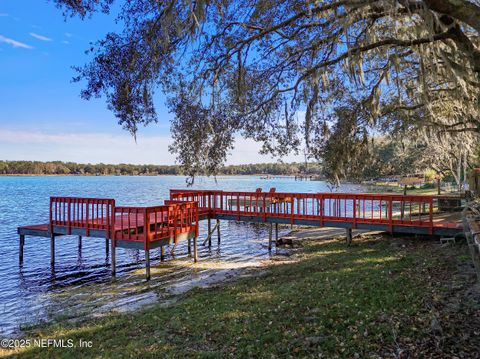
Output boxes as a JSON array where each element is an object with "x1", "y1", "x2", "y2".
[
  {"x1": 367, "y1": 185, "x2": 441, "y2": 195},
  {"x1": 2, "y1": 234, "x2": 479, "y2": 358}
]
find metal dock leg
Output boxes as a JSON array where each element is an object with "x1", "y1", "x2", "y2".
[
  {"x1": 78, "y1": 235, "x2": 82, "y2": 250},
  {"x1": 275, "y1": 223, "x2": 278, "y2": 245},
  {"x1": 193, "y1": 236, "x2": 198, "y2": 263},
  {"x1": 161, "y1": 246, "x2": 165, "y2": 261},
  {"x1": 105, "y1": 239, "x2": 109, "y2": 256},
  {"x1": 111, "y1": 239, "x2": 116, "y2": 276},
  {"x1": 145, "y1": 250, "x2": 151, "y2": 281},
  {"x1": 208, "y1": 218, "x2": 212, "y2": 247},
  {"x1": 217, "y1": 219, "x2": 221, "y2": 244},
  {"x1": 19, "y1": 234, "x2": 25, "y2": 265},
  {"x1": 50, "y1": 234, "x2": 55, "y2": 266},
  {"x1": 188, "y1": 239, "x2": 192, "y2": 255},
  {"x1": 268, "y1": 223, "x2": 273, "y2": 251},
  {"x1": 346, "y1": 228, "x2": 352, "y2": 246}
]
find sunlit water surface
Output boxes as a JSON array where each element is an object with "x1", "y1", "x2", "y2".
[{"x1": 0, "y1": 176, "x2": 363, "y2": 336}]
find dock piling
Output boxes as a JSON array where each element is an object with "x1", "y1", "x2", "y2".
[
  {"x1": 275, "y1": 223, "x2": 278, "y2": 245},
  {"x1": 188, "y1": 239, "x2": 192, "y2": 255},
  {"x1": 217, "y1": 219, "x2": 221, "y2": 244},
  {"x1": 111, "y1": 239, "x2": 116, "y2": 276},
  {"x1": 19, "y1": 234, "x2": 25, "y2": 264},
  {"x1": 208, "y1": 218, "x2": 212, "y2": 247},
  {"x1": 145, "y1": 250, "x2": 151, "y2": 280},
  {"x1": 193, "y1": 236, "x2": 198, "y2": 262},
  {"x1": 268, "y1": 223, "x2": 273, "y2": 251},
  {"x1": 105, "y1": 239, "x2": 109, "y2": 256},
  {"x1": 50, "y1": 234, "x2": 55, "y2": 266},
  {"x1": 78, "y1": 235, "x2": 82, "y2": 250},
  {"x1": 346, "y1": 228, "x2": 352, "y2": 246},
  {"x1": 161, "y1": 246, "x2": 165, "y2": 261}
]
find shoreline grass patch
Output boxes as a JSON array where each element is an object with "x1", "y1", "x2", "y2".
[{"x1": 2, "y1": 235, "x2": 479, "y2": 358}]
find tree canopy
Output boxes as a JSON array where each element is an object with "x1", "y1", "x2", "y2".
[{"x1": 52, "y1": 0, "x2": 480, "y2": 183}]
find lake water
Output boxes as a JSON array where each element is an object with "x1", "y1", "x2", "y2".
[{"x1": 0, "y1": 175, "x2": 363, "y2": 336}]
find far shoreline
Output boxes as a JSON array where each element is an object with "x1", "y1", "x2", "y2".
[{"x1": 0, "y1": 174, "x2": 303, "y2": 177}]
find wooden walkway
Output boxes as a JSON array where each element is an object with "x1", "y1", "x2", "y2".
[
  {"x1": 170, "y1": 189, "x2": 462, "y2": 236},
  {"x1": 17, "y1": 190, "x2": 463, "y2": 280}
]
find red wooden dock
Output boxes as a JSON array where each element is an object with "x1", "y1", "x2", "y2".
[
  {"x1": 17, "y1": 189, "x2": 463, "y2": 280},
  {"x1": 170, "y1": 189, "x2": 462, "y2": 236},
  {"x1": 18, "y1": 197, "x2": 199, "y2": 280}
]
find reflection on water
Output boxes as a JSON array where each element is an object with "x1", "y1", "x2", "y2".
[{"x1": 0, "y1": 176, "x2": 363, "y2": 336}]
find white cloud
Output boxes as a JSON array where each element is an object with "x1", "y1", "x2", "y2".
[
  {"x1": 0, "y1": 34, "x2": 33, "y2": 49},
  {"x1": 65, "y1": 32, "x2": 73, "y2": 37},
  {"x1": 0, "y1": 129, "x2": 302, "y2": 165},
  {"x1": 62, "y1": 40, "x2": 70, "y2": 45},
  {"x1": 0, "y1": 13, "x2": 9, "y2": 17},
  {"x1": 0, "y1": 129, "x2": 174, "y2": 164},
  {"x1": 29, "y1": 32, "x2": 53, "y2": 42}
]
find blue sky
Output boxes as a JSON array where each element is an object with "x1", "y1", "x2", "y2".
[{"x1": 0, "y1": 0, "x2": 301, "y2": 165}]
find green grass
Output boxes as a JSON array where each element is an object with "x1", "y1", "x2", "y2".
[
  {"x1": 368, "y1": 185, "x2": 440, "y2": 195},
  {"x1": 2, "y1": 236, "x2": 473, "y2": 358}
]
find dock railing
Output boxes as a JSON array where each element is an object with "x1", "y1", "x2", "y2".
[
  {"x1": 50, "y1": 197, "x2": 198, "y2": 249},
  {"x1": 114, "y1": 201, "x2": 198, "y2": 249},
  {"x1": 170, "y1": 190, "x2": 437, "y2": 233},
  {"x1": 50, "y1": 197, "x2": 116, "y2": 237}
]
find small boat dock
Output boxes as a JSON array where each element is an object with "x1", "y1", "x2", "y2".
[{"x1": 18, "y1": 189, "x2": 463, "y2": 280}]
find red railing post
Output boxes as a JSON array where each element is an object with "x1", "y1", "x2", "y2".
[
  {"x1": 173, "y1": 204, "x2": 178, "y2": 244},
  {"x1": 237, "y1": 193, "x2": 240, "y2": 220},
  {"x1": 388, "y1": 197, "x2": 393, "y2": 233},
  {"x1": 67, "y1": 198, "x2": 71, "y2": 234},
  {"x1": 144, "y1": 208, "x2": 150, "y2": 250},
  {"x1": 49, "y1": 197, "x2": 53, "y2": 233},
  {"x1": 220, "y1": 191, "x2": 224, "y2": 213},
  {"x1": 263, "y1": 193, "x2": 267, "y2": 222},
  {"x1": 290, "y1": 196, "x2": 294, "y2": 225},
  {"x1": 353, "y1": 196, "x2": 357, "y2": 229},
  {"x1": 85, "y1": 199, "x2": 90, "y2": 236},
  {"x1": 319, "y1": 194, "x2": 324, "y2": 227},
  {"x1": 429, "y1": 197, "x2": 433, "y2": 235}
]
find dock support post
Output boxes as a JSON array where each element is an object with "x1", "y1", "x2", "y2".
[
  {"x1": 161, "y1": 246, "x2": 165, "y2": 261},
  {"x1": 208, "y1": 218, "x2": 212, "y2": 247},
  {"x1": 111, "y1": 239, "x2": 116, "y2": 276},
  {"x1": 193, "y1": 236, "x2": 198, "y2": 263},
  {"x1": 188, "y1": 239, "x2": 192, "y2": 255},
  {"x1": 145, "y1": 250, "x2": 151, "y2": 281},
  {"x1": 217, "y1": 219, "x2": 221, "y2": 244},
  {"x1": 19, "y1": 234, "x2": 25, "y2": 264},
  {"x1": 78, "y1": 235, "x2": 82, "y2": 250},
  {"x1": 275, "y1": 223, "x2": 278, "y2": 245},
  {"x1": 346, "y1": 228, "x2": 352, "y2": 246},
  {"x1": 268, "y1": 223, "x2": 273, "y2": 251},
  {"x1": 105, "y1": 239, "x2": 109, "y2": 256},
  {"x1": 50, "y1": 234, "x2": 55, "y2": 266}
]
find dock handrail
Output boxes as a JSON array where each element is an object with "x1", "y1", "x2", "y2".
[
  {"x1": 49, "y1": 196, "x2": 199, "y2": 248},
  {"x1": 114, "y1": 201, "x2": 198, "y2": 249},
  {"x1": 170, "y1": 189, "x2": 437, "y2": 233},
  {"x1": 50, "y1": 197, "x2": 116, "y2": 237}
]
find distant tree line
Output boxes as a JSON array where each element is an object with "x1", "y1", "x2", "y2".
[{"x1": 0, "y1": 161, "x2": 323, "y2": 176}]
